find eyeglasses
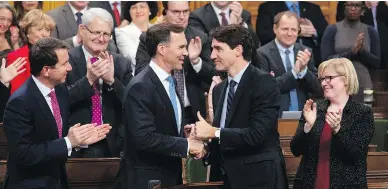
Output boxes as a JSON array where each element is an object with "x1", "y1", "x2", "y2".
[
  {"x1": 318, "y1": 75, "x2": 344, "y2": 83},
  {"x1": 84, "y1": 25, "x2": 111, "y2": 39},
  {"x1": 0, "y1": 16, "x2": 12, "y2": 24},
  {"x1": 167, "y1": 9, "x2": 190, "y2": 17},
  {"x1": 345, "y1": 3, "x2": 364, "y2": 10}
]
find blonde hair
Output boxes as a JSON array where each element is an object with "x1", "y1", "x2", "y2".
[
  {"x1": 318, "y1": 58, "x2": 359, "y2": 95},
  {"x1": 19, "y1": 9, "x2": 55, "y2": 37}
]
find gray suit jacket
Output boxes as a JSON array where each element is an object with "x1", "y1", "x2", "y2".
[
  {"x1": 47, "y1": 3, "x2": 78, "y2": 47},
  {"x1": 257, "y1": 40, "x2": 322, "y2": 116}
]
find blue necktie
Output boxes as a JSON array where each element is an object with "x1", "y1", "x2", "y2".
[
  {"x1": 224, "y1": 80, "x2": 237, "y2": 128},
  {"x1": 285, "y1": 50, "x2": 299, "y2": 111},
  {"x1": 167, "y1": 76, "x2": 180, "y2": 132},
  {"x1": 76, "y1": 12, "x2": 83, "y2": 26}
]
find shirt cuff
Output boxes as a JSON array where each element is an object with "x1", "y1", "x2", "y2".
[
  {"x1": 242, "y1": 22, "x2": 248, "y2": 29},
  {"x1": 64, "y1": 137, "x2": 72, "y2": 156},
  {"x1": 72, "y1": 36, "x2": 81, "y2": 47},
  {"x1": 192, "y1": 58, "x2": 203, "y2": 73},
  {"x1": 297, "y1": 67, "x2": 308, "y2": 79},
  {"x1": 187, "y1": 139, "x2": 190, "y2": 157},
  {"x1": 291, "y1": 69, "x2": 298, "y2": 79}
]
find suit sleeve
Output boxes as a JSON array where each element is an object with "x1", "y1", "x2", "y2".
[
  {"x1": 135, "y1": 33, "x2": 150, "y2": 76},
  {"x1": 0, "y1": 82, "x2": 10, "y2": 120},
  {"x1": 256, "y1": 3, "x2": 275, "y2": 45},
  {"x1": 290, "y1": 114, "x2": 312, "y2": 157},
  {"x1": 125, "y1": 82, "x2": 188, "y2": 157},
  {"x1": 102, "y1": 55, "x2": 133, "y2": 103},
  {"x1": 219, "y1": 74, "x2": 281, "y2": 151},
  {"x1": 3, "y1": 97, "x2": 68, "y2": 166},
  {"x1": 332, "y1": 106, "x2": 374, "y2": 162},
  {"x1": 358, "y1": 26, "x2": 380, "y2": 69}
]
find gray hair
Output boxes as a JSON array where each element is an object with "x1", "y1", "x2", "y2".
[{"x1": 82, "y1": 8, "x2": 113, "y2": 30}]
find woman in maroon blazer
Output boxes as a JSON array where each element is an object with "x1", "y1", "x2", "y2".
[
  {"x1": 290, "y1": 58, "x2": 374, "y2": 189},
  {"x1": 6, "y1": 9, "x2": 54, "y2": 94}
]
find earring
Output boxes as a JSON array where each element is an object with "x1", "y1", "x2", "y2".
[
  {"x1": 149, "y1": 12, "x2": 151, "y2": 15},
  {"x1": 27, "y1": 34, "x2": 29, "y2": 38}
]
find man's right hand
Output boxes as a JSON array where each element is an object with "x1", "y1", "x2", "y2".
[
  {"x1": 86, "y1": 57, "x2": 111, "y2": 85},
  {"x1": 67, "y1": 123, "x2": 95, "y2": 148},
  {"x1": 188, "y1": 139, "x2": 206, "y2": 159}
]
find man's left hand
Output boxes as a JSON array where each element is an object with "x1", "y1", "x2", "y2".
[
  {"x1": 194, "y1": 111, "x2": 217, "y2": 140},
  {"x1": 99, "y1": 51, "x2": 115, "y2": 85},
  {"x1": 188, "y1": 37, "x2": 202, "y2": 65}
]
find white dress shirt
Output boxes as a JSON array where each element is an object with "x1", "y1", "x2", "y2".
[
  {"x1": 109, "y1": 1, "x2": 121, "y2": 16},
  {"x1": 31, "y1": 76, "x2": 73, "y2": 156},
  {"x1": 69, "y1": 3, "x2": 88, "y2": 47}
]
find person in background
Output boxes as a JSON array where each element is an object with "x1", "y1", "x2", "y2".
[
  {"x1": 115, "y1": 1, "x2": 158, "y2": 75},
  {"x1": 290, "y1": 58, "x2": 374, "y2": 189},
  {"x1": 337, "y1": 1, "x2": 388, "y2": 69},
  {"x1": 13, "y1": 1, "x2": 42, "y2": 21},
  {"x1": 0, "y1": 2, "x2": 22, "y2": 59},
  {"x1": 321, "y1": 1, "x2": 380, "y2": 103},
  {"x1": 3, "y1": 37, "x2": 112, "y2": 189},
  {"x1": 6, "y1": 9, "x2": 54, "y2": 94},
  {"x1": 256, "y1": 1, "x2": 327, "y2": 66},
  {"x1": 0, "y1": 57, "x2": 26, "y2": 121}
]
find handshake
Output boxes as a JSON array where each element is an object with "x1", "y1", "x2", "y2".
[{"x1": 184, "y1": 112, "x2": 219, "y2": 160}]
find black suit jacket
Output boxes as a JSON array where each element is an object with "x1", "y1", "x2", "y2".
[
  {"x1": 290, "y1": 99, "x2": 374, "y2": 189},
  {"x1": 65, "y1": 46, "x2": 133, "y2": 157},
  {"x1": 256, "y1": 1, "x2": 328, "y2": 64},
  {"x1": 118, "y1": 66, "x2": 188, "y2": 189},
  {"x1": 337, "y1": 1, "x2": 388, "y2": 69},
  {"x1": 257, "y1": 40, "x2": 322, "y2": 116},
  {"x1": 135, "y1": 27, "x2": 216, "y2": 119},
  {"x1": 3, "y1": 78, "x2": 71, "y2": 189},
  {"x1": 208, "y1": 64, "x2": 287, "y2": 189},
  {"x1": 188, "y1": 3, "x2": 260, "y2": 67}
]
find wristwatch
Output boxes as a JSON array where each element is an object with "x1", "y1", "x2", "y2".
[{"x1": 214, "y1": 128, "x2": 221, "y2": 138}]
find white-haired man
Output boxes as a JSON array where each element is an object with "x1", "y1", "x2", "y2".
[{"x1": 65, "y1": 8, "x2": 133, "y2": 158}]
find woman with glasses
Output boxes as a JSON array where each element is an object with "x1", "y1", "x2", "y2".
[
  {"x1": 6, "y1": 9, "x2": 55, "y2": 94},
  {"x1": 290, "y1": 58, "x2": 374, "y2": 189},
  {"x1": 321, "y1": 1, "x2": 380, "y2": 103}
]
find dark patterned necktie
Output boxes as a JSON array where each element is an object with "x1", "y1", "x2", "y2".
[
  {"x1": 75, "y1": 12, "x2": 83, "y2": 26},
  {"x1": 173, "y1": 70, "x2": 185, "y2": 104},
  {"x1": 219, "y1": 12, "x2": 228, "y2": 26}
]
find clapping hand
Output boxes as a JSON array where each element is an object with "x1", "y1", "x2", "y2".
[
  {"x1": 303, "y1": 99, "x2": 317, "y2": 133},
  {"x1": 0, "y1": 57, "x2": 27, "y2": 87},
  {"x1": 326, "y1": 109, "x2": 343, "y2": 134}
]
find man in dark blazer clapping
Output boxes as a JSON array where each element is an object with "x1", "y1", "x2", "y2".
[
  {"x1": 257, "y1": 11, "x2": 322, "y2": 118},
  {"x1": 256, "y1": 1, "x2": 327, "y2": 65},
  {"x1": 65, "y1": 8, "x2": 132, "y2": 158},
  {"x1": 193, "y1": 24, "x2": 288, "y2": 189},
  {"x1": 135, "y1": 1, "x2": 216, "y2": 124},
  {"x1": 3, "y1": 38, "x2": 111, "y2": 189},
  {"x1": 188, "y1": 1, "x2": 260, "y2": 67}
]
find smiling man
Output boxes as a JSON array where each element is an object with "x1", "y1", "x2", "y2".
[
  {"x1": 192, "y1": 24, "x2": 288, "y2": 189},
  {"x1": 65, "y1": 8, "x2": 133, "y2": 158},
  {"x1": 257, "y1": 11, "x2": 322, "y2": 118}
]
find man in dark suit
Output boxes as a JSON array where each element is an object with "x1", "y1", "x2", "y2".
[
  {"x1": 47, "y1": 1, "x2": 118, "y2": 53},
  {"x1": 65, "y1": 8, "x2": 133, "y2": 158},
  {"x1": 3, "y1": 38, "x2": 111, "y2": 189},
  {"x1": 192, "y1": 25, "x2": 287, "y2": 189},
  {"x1": 257, "y1": 11, "x2": 322, "y2": 117},
  {"x1": 337, "y1": 1, "x2": 388, "y2": 69},
  {"x1": 256, "y1": 1, "x2": 328, "y2": 65},
  {"x1": 117, "y1": 23, "x2": 205, "y2": 189},
  {"x1": 135, "y1": 1, "x2": 216, "y2": 123},
  {"x1": 188, "y1": 1, "x2": 260, "y2": 67}
]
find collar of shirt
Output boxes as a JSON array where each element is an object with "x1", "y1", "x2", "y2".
[
  {"x1": 82, "y1": 45, "x2": 93, "y2": 62},
  {"x1": 109, "y1": 1, "x2": 121, "y2": 15},
  {"x1": 285, "y1": 1, "x2": 299, "y2": 10},
  {"x1": 68, "y1": 2, "x2": 88, "y2": 20},
  {"x1": 227, "y1": 63, "x2": 249, "y2": 85},
  {"x1": 211, "y1": 2, "x2": 230, "y2": 19},
  {"x1": 149, "y1": 60, "x2": 171, "y2": 83},
  {"x1": 32, "y1": 75, "x2": 52, "y2": 97},
  {"x1": 274, "y1": 38, "x2": 294, "y2": 55}
]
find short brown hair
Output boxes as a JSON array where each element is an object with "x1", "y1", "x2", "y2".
[
  {"x1": 273, "y1": 11, "x2": 300, "y2": 27},
  {"x1": 146, "y1": 23, "x2": 185, "y2": 58},
  {"x1": 19, "y1": 9, "x2": 55, "y2": 39}
]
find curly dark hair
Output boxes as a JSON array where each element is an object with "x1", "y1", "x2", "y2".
[
  {"x1": 0, "y1": 2, "x2": 22, "y2": 49},
  {"x1": 13, "y1": 1, "x2": 43, "y2": 21},
  {"x1": 210, "y1": 24, "x2": 253, "y2": 62},
  {"x1": 122, "y1": 1, "x2": 158, "y2": 23}
]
